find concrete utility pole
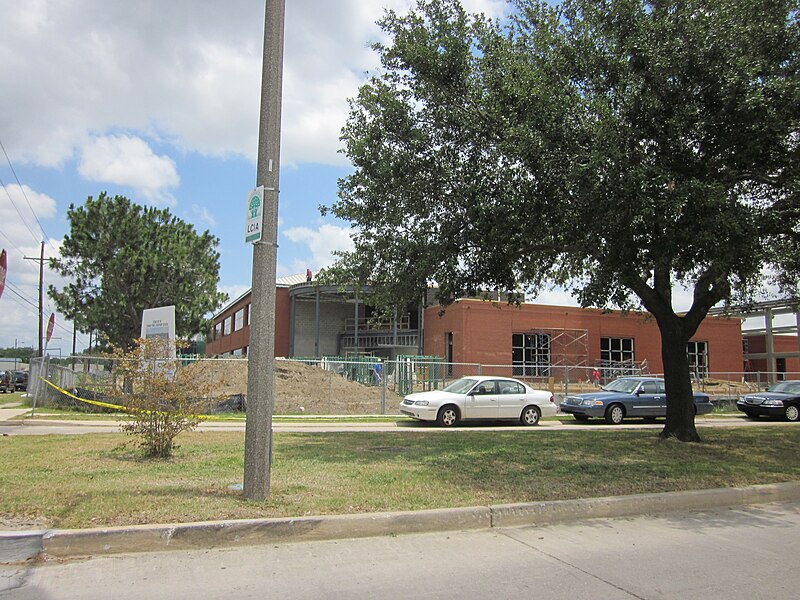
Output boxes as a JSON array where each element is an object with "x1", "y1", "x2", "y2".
[{"x1": 244, "y1": 0, "x2": 285, "y2": 500}]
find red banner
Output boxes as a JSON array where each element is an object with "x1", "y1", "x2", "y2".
[
  {"x1": 0, "y1": 248, "x2": 7, "y2": 299},
  {"x1": 46, "y1": 312, "x2": 55, "y2": 344}
]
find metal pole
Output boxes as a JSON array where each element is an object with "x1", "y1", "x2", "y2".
[
  {"x1": 244, "y1": 0, "x2": 285, "y2": 500},
  {"x1": 71, "y1": 323, "x2": 77, "y2": 370},
  {"x1": 38, "y1": 242, "x2": 44, "y2": 357}
]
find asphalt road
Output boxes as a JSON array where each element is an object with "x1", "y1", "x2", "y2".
[
  {"x1": 2, "y1": 501, "x2": 798, "y2": 599},
  {"x1": 0, "y1": 414, "x2": 794, "y2": 435}
]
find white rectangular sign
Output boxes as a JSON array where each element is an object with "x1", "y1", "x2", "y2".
[
  {"x1": 245, "y1": 186, "x2": 265, "y2": 244},
  {"x1": 141, "y1": 305, "x2": 176, "y2": 358}
]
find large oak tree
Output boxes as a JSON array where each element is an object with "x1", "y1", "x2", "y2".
[
  {"x1": 49, "y1": 192, "x2": 228, "y2": 351},
  {"x1": 327, "y1": 0, "x2": 799, "y2": 441}
]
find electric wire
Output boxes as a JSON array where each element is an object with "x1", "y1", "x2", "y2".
[
  {"x1": 0, "y1": 136, "x2": 58, "y2": 254},
  {"x1": 0, "y1": 174, "x2": 43, "y2": 248},
  {"x1": 0, "y1": 228, "x2": 27, "y2": 257}
]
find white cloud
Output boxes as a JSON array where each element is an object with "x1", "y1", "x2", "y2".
[
  {"x1": 191, "y1": 204, "x2": 217, "y2": 227},
  {"x1": 283, "y1": 223, "x2": 354, "y2": 271},
  {"x1": 217, "y1": 284, "x2": 251, "y2": 310},
  {"x1": 0, "y1": 0, "x2": 508, "y2": 170},
  {"x1": 78, "y1": 135, "x2": 179, "y2": 205},
  {"x1": 0, "y1": 184, "x2": 57, "y2": 253},
  {"x1": 0, "y1": 184, "x2": 87, "y2": 351}
]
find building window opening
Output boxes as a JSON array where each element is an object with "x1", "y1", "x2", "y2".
[
  {"x1": 445, "y1": 332, "x2": 453, "y2": 377},
  {"x1": 512, "y1": 333, "x2": 551, "y2": 377},
  {"x1": 687, "y1": 340, "x2": 708, "y2": 379},
  {"x1": 600, "y1": 337, "x2": 636, "y2": 376},
  {"x1": 234, "y1": 308, "x2": 244, "y2": 332}
]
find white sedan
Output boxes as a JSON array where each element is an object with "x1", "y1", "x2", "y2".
[{"x1": 400, "y1": 376, "x2": 556, "y2": 427}]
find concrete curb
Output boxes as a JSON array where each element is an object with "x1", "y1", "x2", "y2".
[
  {"x1": 39, "y1": 505, "x2": 492, "y2": 560},
  {"x1": 2, "y1": 481, "x2": 797, "y2": 562},
  {"x1": 489, "y1": 480, "x2": 800, "y2": 527},
  {"x1": 0, "y1": 531, "x2": 48, "y2": 562}
]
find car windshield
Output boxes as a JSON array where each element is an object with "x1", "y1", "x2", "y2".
[
  {"x1": 600, "y1": 378, "x2": 645, "y2": 394},
  {"x1": 442, "y1": 378, "x2": 479, "y2": 395},
  {"x1": 767, "y1": 381, "x2": 800, "y2": 394}
]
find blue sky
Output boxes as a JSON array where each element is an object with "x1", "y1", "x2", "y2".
[
  {"x1": 0, "y1": 0, "x2": 509, "y2": 353},
  {"x1": 0, "y1": 0, "x2": 782, "y2": 355}
]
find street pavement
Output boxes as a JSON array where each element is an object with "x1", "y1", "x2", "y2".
[
  {"x1": 0, "y1": 406, "x2": 793, "y2": 435},
  {"x1": 2, "y1": 501, "x2": 798, "y2": 599}
]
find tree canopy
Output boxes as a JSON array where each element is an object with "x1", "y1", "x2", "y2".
[
  {"x1": 49, "y1": 192, "x2": 228, "y2": 351},
  {"x1": 327, "y1": 0, "x2": 799, "y2": 441}
]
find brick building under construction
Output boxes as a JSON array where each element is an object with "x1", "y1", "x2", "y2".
[{"x1": 202, "y1": 275, "x2": 800, "y2": 382}]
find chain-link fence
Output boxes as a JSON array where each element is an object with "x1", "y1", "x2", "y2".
[{"x1": 27, "y1": 355, "x2": 798, "y2": 416}]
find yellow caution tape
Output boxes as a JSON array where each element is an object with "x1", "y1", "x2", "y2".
[
  {"x1": 39, "y1": 378, "x2": 208, "y2": 420},
  {"x1": 41, "y1": 378, "x2": 129, "y2": 411}
]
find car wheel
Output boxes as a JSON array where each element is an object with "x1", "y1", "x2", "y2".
[
  {"x1": 437, "y1": 405, "x2": 460, "y2": 427},
  {"x1": 520, "y1": 406, "x2": 540, "y2": 426},
  {"x1": 785, "y1": 404, "x2": 800, "y2": 422},
  {"x1": 605, "y1": 404, "x2": 624, "y2": 425},
  {"x1": 574, "y1": 415, "x2": 590, "y2": 421}
]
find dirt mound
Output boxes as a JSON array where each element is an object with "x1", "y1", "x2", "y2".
[{"x1": 184, "y1": 359, "x2": 401, "y2": 415}]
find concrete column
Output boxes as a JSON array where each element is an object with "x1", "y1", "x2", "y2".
[
  {"x1": 765, "y1": 308, "x2": 775, "y2": 384},
  {"x1": 419, "y1": 299, "x2": 425, "y2": 355},
  {"x1": 244, "y1": 0, "x2": 285, "y2": 500},
  {"x1": 315, "y1": 288, "x2": 321, "y2": 358},
  {"x1": 354, "y1": 291, "x2": 359, "y2": 353},
  {"x1": 796, "y1": 311, "x2": 800, "y2": 359},
  {"x1": 288, "y1": 293, "x2": 295, "y2": 357}
]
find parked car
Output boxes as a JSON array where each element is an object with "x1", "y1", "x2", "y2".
[
  {"x1": 559, "y1": 376, "x2": 714, "y2": 424},
  {"x1": 737, "y1": 380, "x2": 800, "y2": 422},
  {"x1": 0, "y1": 370, "x2": 16, "y2": 394},
  {"x1": 12, "y1": 370, "x2": 28, "y2": 391},
  {"x1": 400, "y1": 375, "x2": 556, "y2": 427}
]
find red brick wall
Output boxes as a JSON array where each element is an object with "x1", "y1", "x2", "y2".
[
  {"x1": 424, "y1": 299, "x2": 743, "y2": 374},
  {"x1": 745, "y1": 334, "x2": 800, "y2": 374},
  {"x1": 207, "y1": 288, "x2": 290, "y2": 357},
  {"x1": 275, "y1": 287, "x2": 290, "y2": 357}
]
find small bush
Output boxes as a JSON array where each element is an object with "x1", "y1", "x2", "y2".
[{"x1": 105, "y1": 339, "x2": 226, "y2": 458}]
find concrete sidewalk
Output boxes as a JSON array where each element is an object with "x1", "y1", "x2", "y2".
[
  {"x1": 3, "y1": 481, "x2": 800, "y2": 564},
  {"x1": 0, "y1": 407, "x2": 29, "y2": 424}
]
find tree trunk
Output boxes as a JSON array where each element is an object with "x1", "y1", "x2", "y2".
[{"x1": 659, "y1": 320, "x2": 702, "y2": 443}]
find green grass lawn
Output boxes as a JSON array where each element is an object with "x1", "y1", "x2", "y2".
[{"x1": 1, "y1": 426, "x2": 798, "y2": 530}]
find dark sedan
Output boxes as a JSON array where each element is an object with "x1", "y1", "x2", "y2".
[
  {"x1": 737, "y1": 380, "x2": 800, "y2": 422},
  {"x1": 559, "y1": 376, "x2": 714, "y2": 424},
  {"x1": 13, "y1": 370, "x2": 28, "y2": 391}
]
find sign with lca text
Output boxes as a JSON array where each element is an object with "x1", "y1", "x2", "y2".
[{"x1": 245, "y1": 186, "x2": 265, "y2": 244}]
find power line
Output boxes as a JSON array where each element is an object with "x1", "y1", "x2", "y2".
[
  {"x1": 3, "y1": 281, "x2": 39, "y2": 311},
  {"x1": 0, "y1": 136, "x2": 57, "y2": 253},
  {"x1": 2, "y1": 281, "x2": 90, "y2": 348},
  {"x1": 0, "y1": 174, "x2": 42, "y2": 248},
  {"x1": 0, "y1": 228, "x2": 28, "y2": 257}
]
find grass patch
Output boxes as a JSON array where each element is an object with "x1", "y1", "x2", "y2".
[{"x1": 2, "y1": 426, "x2": 799, "y2": 529}]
